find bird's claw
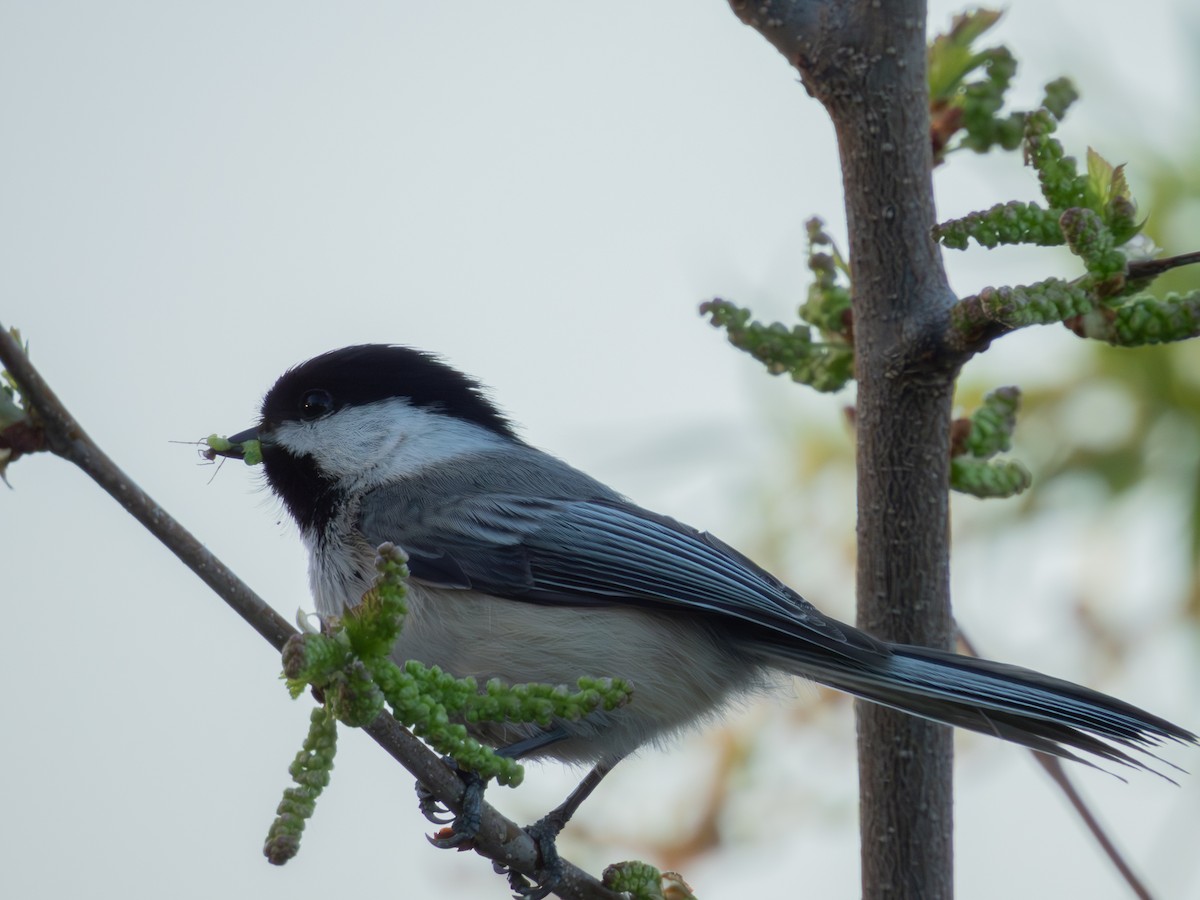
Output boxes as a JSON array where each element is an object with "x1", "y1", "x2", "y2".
[
  {"x1": 415, "y1": 758, "x2": 487, "y2": 849},
  {"x1": 415, "y1": 782, "x2": 455, "y2": 825},
  {"x1": 426, "y1": 827, "x2": 476, "y2": 851}
]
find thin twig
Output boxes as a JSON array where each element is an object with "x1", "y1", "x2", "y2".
[
  {"x1": 1127, "y1": 250, "x2": 1200, "y2": 283},
  {"x1": 957, "y1": 629, "x2": 1154, "y2": 900},
  {"x1": 0, "y1": 325, "x2": 618, "y2": 900}
]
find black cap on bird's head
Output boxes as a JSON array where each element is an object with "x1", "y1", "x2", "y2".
[
  {"x1": 209, "y1": 344, "x2": 517, "y2": 458},
  {"x1": 259, "y1": 345, "x2": 516, "y2": 439}
]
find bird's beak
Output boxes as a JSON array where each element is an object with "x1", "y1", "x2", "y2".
[{"x1": 205, "y1": 427, "x2": 261, "y2": 462}]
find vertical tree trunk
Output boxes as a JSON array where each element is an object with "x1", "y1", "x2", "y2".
[
  {"x1": 726, "y1": 2, "x2": 959, "y2": 896},
  {"x1": 827, "y1": 13, "x2": 958, "y2": 899}
]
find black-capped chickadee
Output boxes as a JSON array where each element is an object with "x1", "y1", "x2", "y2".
[{"x1": 218, "y1": 344, "x2": 1195, "y2": 888}]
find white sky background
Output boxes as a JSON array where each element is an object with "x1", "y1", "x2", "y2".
[{"x1": 2, "y1": 2, "x2": 1199, "y2": 898}]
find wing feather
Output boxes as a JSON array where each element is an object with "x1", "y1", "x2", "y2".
[{"x1": 358, "y1": 491, "x2": 885, "y2": 661}]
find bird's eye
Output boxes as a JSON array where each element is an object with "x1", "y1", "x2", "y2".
[{"x1": 299, "y1": 389, "x2": 334, "y2": 421}]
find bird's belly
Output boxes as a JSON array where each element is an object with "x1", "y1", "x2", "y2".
[{"x1": 392, "y1": 581, "x2": 762, "y2": 764}]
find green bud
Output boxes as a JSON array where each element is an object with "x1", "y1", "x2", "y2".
[
  {"x1": 935, "y1": 200, "x2": 1064, "y2": 250},
  {"x1": 262, "y1": 708, "x2": 338, "y2": 865},
  {"x1": 952, "y1": 278, "x2": 1096, "y2": 336},
  {"x1": 204, "y1": 434, "x2": 263, "y2": 465},
  {"x1": 241, "y1": 440, "x2": 263, "y2": 466},
  {"x1": 282, "y1": 632, "x2": 350, "y2": 694},
  {"x1": 961, "y1": 387, "x2": 1020, "y2": 459},
  {"x1": 1025, "y1": 109, "x2": 1088, "y2": 211},
  {"x1": 327, "y1": 661, "x2": 385, "y2": 727},
  {"x1": 263, "y1": 832, "x2": 301, "y2": 866},
  {"x1": 701, "y1": 298, "x2": 853, "y2": 393},
  {"x1": 602, "y1": 860, "x2": 697, "y2": 900},
  {"x1": 1071, "y1": 291, "x2": 1200, "y2": 346},
  {"x1": 1059, "y1": 207, "x2": 1126, "y2": 282},
  {"x1": 1041, "y1": 78, "x2": 1078, "y2": 120},
  {"x1": 951, "y1": 457, "x2": 1032, "y2": 499}
]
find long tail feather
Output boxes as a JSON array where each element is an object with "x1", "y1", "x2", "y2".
[{"x1": 769, "y1": 642, "x2": 1197, "y2": 777}]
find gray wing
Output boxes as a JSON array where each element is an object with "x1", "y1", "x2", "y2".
[{"x1": 358, "y1": 489, "x2": 885, "y2": 662}]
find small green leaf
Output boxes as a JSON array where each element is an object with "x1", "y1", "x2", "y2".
[
  {"x1": 927, "y1": 8, "x2": 1004, "y2": 100},
  {"x1": 1085, "y1": 147, "x2": 1131, "y2": 210}
]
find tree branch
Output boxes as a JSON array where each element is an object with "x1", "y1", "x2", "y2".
[
  {"x1": 728, "y1": 2, "x2": 959, "y2": 897},
  {"x1": 0, "y1": 325, "x2": 618, "y2": 900},
  {"x1": 1127, "y1": 249, "x2": 1200, "y2": 283}
]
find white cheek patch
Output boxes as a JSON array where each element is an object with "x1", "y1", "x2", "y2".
[{"x1": 271, "y1": 397, "x2": 508, "y2": 491}]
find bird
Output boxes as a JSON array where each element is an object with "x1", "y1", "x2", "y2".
[{"x1": 214, "y1": 343, "x2": 1196, "y2": 895}]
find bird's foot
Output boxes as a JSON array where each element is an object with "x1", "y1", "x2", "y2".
[
  {"x1": 502, "y1": 814, "x2": 566, "y2": 900},
  {"x1": 415, "y1": 757, "x2": 487, "y2": 850}
]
